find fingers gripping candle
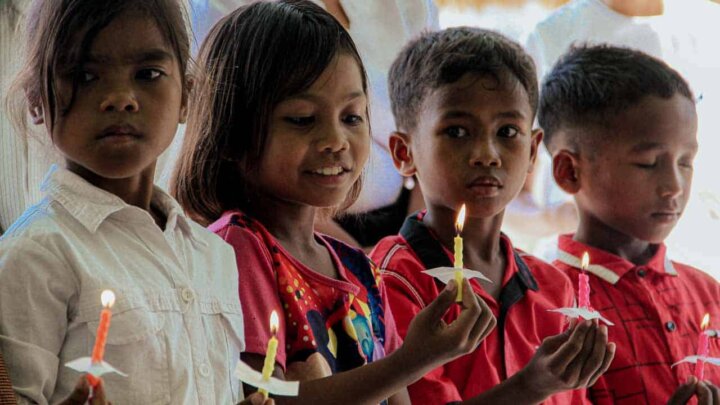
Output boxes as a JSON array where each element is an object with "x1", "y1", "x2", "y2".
[
  {"x1": 454, "y1": 204, "x2": 466, "y2": 302},
  {"x1": 259, "y1": 311, "x2": 280, "y2": 399},
  {"x1": 87, "y1": 290, "x2": 115, "y2": 387}
]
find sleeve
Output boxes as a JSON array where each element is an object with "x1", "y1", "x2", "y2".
[
  {"x1": 381, "y1": 260, "x2": 462, "y2": 404},
  {"x1": 219, "y1": 225, "x2": 288, "y2": 370},
  {"x1": 377, "y1": 277, "x2": 402, "y2": 354},
  {"x1": 0, "y1": 236, "x2": 79, "y2": 405}
]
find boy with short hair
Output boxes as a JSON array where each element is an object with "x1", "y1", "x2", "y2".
[
  {"x1": 370, "y1": 27, "x2": 615, "y2": 404},
  {"x1": 539, "y1": 44, "x2": 720, "y2": 404}
]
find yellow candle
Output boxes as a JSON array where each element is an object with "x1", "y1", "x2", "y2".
[
  {"x1": 259, "y1": 311, "x2": 280, "y2": 398},
  {"x1": 454, "y1": 204, "x2": 466, "y2": 302}
]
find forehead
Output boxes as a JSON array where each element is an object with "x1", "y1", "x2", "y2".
[
  {"x1": 86, "y1": 12, "x2": 175, "y2": 64},
  {"x1": 422, "y1": 72, "x2": 533, "y2": 120},
  {"x1": 602, "y1": 94, "x2": 698, "y2": 152}
]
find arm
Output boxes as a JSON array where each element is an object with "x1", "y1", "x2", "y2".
[
  {"x1": 243, "y1": 279, "x2": 493, "y2": 405},
  {"x1": 0, "y1": 237, "x2": 78, "y2": 404}
]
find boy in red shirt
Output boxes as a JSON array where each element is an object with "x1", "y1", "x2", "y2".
[
  {"x1": 370, "y1": 27, "x2": 615, "y2": 404},
  {"x1": 539, "y1": 44, "x2": 720, "y2": 404}
]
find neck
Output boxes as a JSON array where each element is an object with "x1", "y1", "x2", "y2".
[
  {"x1": 603, "y1": 0, "x2": 665, "y2": 16},
  {"x1": 244, "y1": 189, "x2": 318, "y2": 249},
  {"x1": 67, "y1": 161, "x2": 156, "y2": 210},
  {"x1": 424, "y1": 204, "x2": 504, "y2": 263},
  {"x1": 574, "y1": 213, "x2": 658, "y2": 265}
]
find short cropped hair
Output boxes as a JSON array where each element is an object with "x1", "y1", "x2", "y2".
[
  {"x1": 389, "y1": 27, "x2": 538, "y2": 132},
  {"x1": 538, "y1": 44, "x2": 694, "y2": 149}
]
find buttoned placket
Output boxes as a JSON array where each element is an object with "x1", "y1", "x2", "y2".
[{"x1": 629, "y1": 268, "x2": 685, "y2": 385}]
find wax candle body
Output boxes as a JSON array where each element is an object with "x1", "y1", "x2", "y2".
[
  {"x1": 258, "y1": 336, "x2": 279, "y2": 398},
  {"x1": 92, "y1": 308, "x2": 112, "y2": 363},
  {"x1": 578, "y1": 273, "x2": 591, "y2": 309},
  {"x1": 696, "y1": 331, "x2": 709, "y2": 379},
  {"x1": 454, "y1": 235, "x2": 463, "y2": 302}
]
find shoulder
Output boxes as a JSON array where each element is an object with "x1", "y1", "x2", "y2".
[
  {"x1": 534, "y1": 0, "x2": 593, "y2": 32},
  {"x1": 517, "y1": 251, "x2": 575, "y2": 298},
  {"x1": 370, "y1": 235, "x2": 424, "y2": 275},
  {"x1": 673, "y1": 261, "x2": 720, "y2": 290},
  {"x1": 1, "y1": 198, "x2": 81, "y2": 256}
]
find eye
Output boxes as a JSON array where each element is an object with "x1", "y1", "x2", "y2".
[
  {"x1": 343, "y1": 114, "x2": 364, "y2": 126},
  {"x1": 79, "y1": 71, "x2": 97, "y2": 83},
  {"x1": 443, "y1": 126, "x2": 469, "y2": 138},
  {"x1": 679, "y1": 160, "x2": 694, "y2": 169},
  {"x1": 634, "y1": 162, "x2": 657, "y2": 169},
  {"x1": 136, "y1": 68, "x2": 163, "y2": 81},
  {"x1": 284, "y1": 116, "x2": 315, "y2": 126},
  {"x1": 497, "y1": 125, "x2": 519, "y2": 138}
]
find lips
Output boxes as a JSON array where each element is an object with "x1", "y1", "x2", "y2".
[
  {"x1": 306, "y1": 163, "x2": 351, "y2": 177},
  {"x1": 97, "y1": 124, "x2": 142, "y2": 139},
  {"x1": 651, "y1": 211, "x2": 681, "y2": 222},
  {"x1": 467, "y1": 175, "x2": 503, "y2": 188}
]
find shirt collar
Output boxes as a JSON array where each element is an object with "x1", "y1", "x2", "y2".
[
  {"x1": 400, "y1": 210, "x2": 539, "y2": 292},
  {"x1": 556, "y1": 233, "x2": 677, "y2": 284},
  {"x1": 41, "y1": 165, "x2": 205, "y2": 246}
]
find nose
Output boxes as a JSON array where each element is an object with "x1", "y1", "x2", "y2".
[
  {"x1": 316, "y1": 122, "x2": 349, "y2": 154},
  {"x1": 470, "y1": 137, "x2": 501, "y2": 168},
  {"x1": 658, "y1": 165, "x2": 684, "y2": 199},
  {"x1": 100, "y1": 87, "x2": 139, "y2": 113}
]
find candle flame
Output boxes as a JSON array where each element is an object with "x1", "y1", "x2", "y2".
[
  {"x1": 270, "y1": 310, "x2": 279, "y2": 334},
  {"x1": 455, "y1": 204, "x2": 467, "y2": 234},
  {"x1": 702, "y1": 313, "x2": 710, "y2": 330},
  {"x1": 581, "y1": 252, "x2": 590, "y2": 271},
  {"x1": 100, "y1": 290, "x2": 115, "y2": 308}
]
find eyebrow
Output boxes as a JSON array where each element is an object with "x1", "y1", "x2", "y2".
[
  {"x1": 86, "y1": 49, "x2": 175, "y2": 65},
  {"x1": 630, "y1": 141, "x2": 699, "y2": 153},
  {"x1": 289, "y1": 90, "x2": 365, "y2": 103},
  {"x1": 440, "y1": 109, "x2": 527, "y2": 120}
]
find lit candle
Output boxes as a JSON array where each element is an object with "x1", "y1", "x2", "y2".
[
  {"x1": 578, "y1": 252, "x2": 591, "y2": 309},
  {"x1": 87, "y1": 290, "x2": 115, "y2": 387},
  {"x1": 454, "y1": 204, "x2": 466, "y2": 302},
  {"x1": 258, "y1": 311, "x2": 280, "y2": 398},
  {"x1": 696, "y1": 313, "x2": 711, "y2": 380}
]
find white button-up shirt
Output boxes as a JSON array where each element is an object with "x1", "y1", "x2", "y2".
[{"x1": 0, "y1": 166, "x2": 245, "y2": 405}]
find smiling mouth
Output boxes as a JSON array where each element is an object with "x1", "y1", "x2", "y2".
[{"x1": 308, "y1": 166, "x2": 349, "y2": 176}]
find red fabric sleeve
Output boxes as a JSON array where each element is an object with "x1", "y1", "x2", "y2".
[
  {"x1": 377, "y1": 277, "x2": 403, "y2": 354},
  {"x1": 382, "y1": 269, "x2": 462, "y2": 404},
  {"x1": 218, "y1": 224, "x2": 288, "y2": 370}
]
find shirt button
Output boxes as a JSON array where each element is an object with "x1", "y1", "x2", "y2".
[
  {"x1": 199, "y1": 363, "x2": 211, "y2": 377},
  {"x1": 666, "y1": 321, "x2": 677, "y2": 332},
  {"x1": 181, "y1": 288, "x2": 194, "y2": 302},
  {"x1": 637, "y1": 268, "x2": 647, "y2": 277}
]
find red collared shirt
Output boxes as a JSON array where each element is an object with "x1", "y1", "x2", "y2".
[
  {"x1": 0, "y1": 351, "x2": 14, "y2": 405},
  {"x1": 554, "y1": 234, "x2": 720, "y2": 404},
  {"x1": 370, "y1": 213, "x2": 588, "y2": 404}
]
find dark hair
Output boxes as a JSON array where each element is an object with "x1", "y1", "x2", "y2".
[
  {"x1": 538, "y1": 44, "x2": 694, "y2": 150},
  {"x1": 7, "y1": 0, "x2": 190, "y2": 136},
  {"x1": 172, "y1": 0, "x2": 368, "y2": 225},
  {"x1": 389, "y1": 27, "x2": 538, "y2": 132}
]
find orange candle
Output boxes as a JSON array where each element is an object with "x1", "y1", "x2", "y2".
[
  {"x1": 87, "y1": 290, "x2": 115, "y2": 387},
  {"x1": 696, "y1": 313, "x2": 710, "y2": 380}
]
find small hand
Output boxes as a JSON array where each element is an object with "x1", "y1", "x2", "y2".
[
  {"x1": 399, "y1": 278, "x2": 496, "y2": 370},
  {"x1": 518, "y1": 319, "x2": 616, "y2": 399},
  {"x1": 238, "y1": 392, "x2": 275, "y2": 405},
  {"x1": 668, "y1": 376, "x2": 720, "y2": 404},
  {"x1": 60, "y1": 376, "x2": 112, "y2": 405}
]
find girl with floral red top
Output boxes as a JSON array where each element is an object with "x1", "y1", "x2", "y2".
[{"x1": 171, "y1": 1, "x2": 496, "y2": 403}]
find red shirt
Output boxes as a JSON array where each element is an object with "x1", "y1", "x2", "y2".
[
  {"x1": 554, "y1": 234, "x2": 720, "y2": 404},
  {"x1": 210, "y1": 211, "x2": 401, "y2": 377},
  {"x1": 369, "y1": 213, "x2": 587, "y2": 404},
  {"x1": 0, "y1": 351, "x2": 13, "y2": 405}
]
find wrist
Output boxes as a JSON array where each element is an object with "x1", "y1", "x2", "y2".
[
  {"x1": 390, "y1": 344, "x2": 435, "y2": 384},
  {"x1": 513, "y1": 368, "x2": 552, "y2": 404}
]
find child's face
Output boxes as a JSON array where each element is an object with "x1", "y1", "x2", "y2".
[
  {"x1": 573, "y1": 94, "x2": 698, "y2": 243},
  {"x1": 393, "y1": 72, "x2": 541, "y2": 218},
  {"x1": 50, "y1": 12, "x2": 186, "y2": 180},
  {"x1": 257, "y1": 54, "x2": 369, "y2": 208}
]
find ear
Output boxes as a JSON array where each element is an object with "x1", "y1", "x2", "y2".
[
  {"x1": 29, "y1": 104, "x2": 44, "y2": 125},
  {"x1": 389, "y1": 131, "x2": 416, "y2": 177},
  {"x1": 179, "y1": 75, "x2": 194, "y2": 124},
  {"x1": 552, "y1": 149, "x2": 582, "y2": 195},
  {"x1": 528, "y1": 128, "x2": 544, "y2": 171}
]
